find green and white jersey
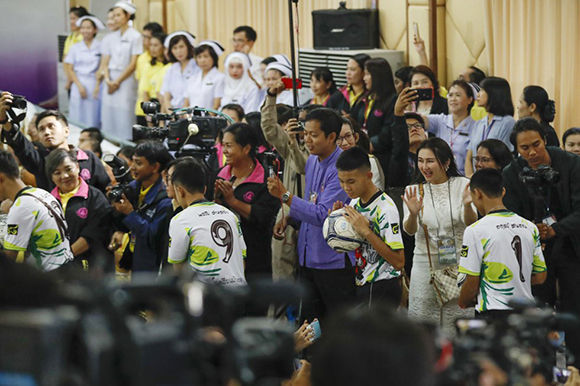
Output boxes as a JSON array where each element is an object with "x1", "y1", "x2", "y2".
[
  {"x1": 351, "y1": 191, "x2": 404, "y2": 286},
  {"x1": 4, "y1": 187, "x2": 73, "y2": 271},
  {"x1": 168, "y1": 201, "x2": 247, "y2": 286},
  {"x1": 458, "y1": 210, "x2": 547, "y2": 312}
]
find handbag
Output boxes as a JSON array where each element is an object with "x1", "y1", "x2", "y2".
[{"x1": 419, "y1": 183, "x2": 461, "y2": 307}]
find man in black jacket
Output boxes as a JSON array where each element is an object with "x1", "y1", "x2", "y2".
[
  {"x1": 0, "y1": 92, "x2": 109, "y2": 193},
  {"x1": 503, "y1": 118, "x2": 580, "y2": 364}
]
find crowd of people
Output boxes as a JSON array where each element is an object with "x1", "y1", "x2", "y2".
[{"x1": 1, "y1": 1, "x2": 580, "y2": 384}]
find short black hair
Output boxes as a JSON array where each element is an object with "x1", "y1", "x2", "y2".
[
  {"x1": 300, "y1": 103, "x2": 323, "y2": 115},
  {"x1": 449, "y1": 79, "x2": 475, "y2": 113},
  {"x1": 134, "y1": 141, "x2": 173, "y2": 171},
  {"x1": 84, "y1": 139, "x2": 103, "y2": 158},
  {"x1": 81, "y1": 127, "x2": 103, "y2": 143},
  {"x1": 221, "y1": 104, "x2": 245, "y2": 122},
  {"x1": 36, "y1": 110, "x2": 68, "y2": 128},
  {"x1": 510, "y1": 117, "x2": 545, "y2": 149},
  {"x1": 305, "y1": 107, "x2": 342, "y2": 138},
  {"x1": 223, "y1": 123, "x2": 257, "y2": 159},
  {"x1": 233, "y1": 26, "x2": 257, "y2": 42},
  {"x1": 476, "y1": 139, "x2": 513, "y2": 170},
  {"x1": 69, "y1": 6, "x2": 89, "y2": 18},
  {"x1": 470, "y1": 168, "x2": 504, "y2": 198},
  {"x1": 310, "y1": 305, "x2": 434, "y2": 386},
  {"x1": 480, "y1": 76, "x2": 514, "y2": 116},
  {"x1": 563, "y1": 127, "x2": 580, "y2": 145},
  {"x1": 275, "y1": 104, "x2": 293, "y2": 125},
  {"x1": 336, "y1": 146, "x2": 371, "y2": 172},
  {"x1": 261, "y1": 56, "x2": 277, "y2": 66},
  {"x1": 0, "y1": 150, "x2": 20, "y2": 179},
  {"x1": 143, "y1": 22, "x2": 163, "y2": 34},
  {"x1": 311, "y1": 67, "x2": 337, "y2": 93},
  {"x1": 45, "y1": 148, "x2": 77, "y2": 180},
  {"x1": 468, "y1": 66, "x2": 486, "y2": 85},
  {"x1": 395, "y1": 65, "x2": 413, "y2": 85},
  {"x1": 171, "y1": 157, "x2": 207, "y2": 194},
  {"x1": 404, "y1": 112, "x2": 425, "y2": 127},
  {"x1": 244, "y1": 111, "x2": 270, "y2": 150},
  {"x1": 117, "y1": 145, "x2": 136, "y2": 160},
  {"x1": 195, "y1": 44, "x2": 219, "y2": 69}
]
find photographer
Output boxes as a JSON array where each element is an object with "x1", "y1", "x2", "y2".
[
  {"x1": 111, "y1": 141, "x2": 172, "y2": 272},
  {"x1": 0, "y1": 92, "x2": 110, "y2": 193},
  {"x1": 503, "y1": 117, "x2": 580, "y2": 363}
]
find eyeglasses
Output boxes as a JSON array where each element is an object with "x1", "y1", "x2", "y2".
[
  {"x1": 473, "y1": 156, "x2": 493, "y2": 164},
  {"x1": 407, "y1": 123, "x2": 424, "y2": 130},
  {"x1": 336, "y1": 132, "x2": 354, "y2": 143}
]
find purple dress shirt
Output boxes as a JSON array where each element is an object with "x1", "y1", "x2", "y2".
[{"x1": 290, "y1": 146, "x2": 352, "y2": 269}]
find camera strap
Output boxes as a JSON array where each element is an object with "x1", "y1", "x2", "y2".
[
  {"x1": 6, "y1": 107, "x2": 26, "y2": 125},
  {"x1": 21, "y1": 192, "x2": 70, "y2": 242}
]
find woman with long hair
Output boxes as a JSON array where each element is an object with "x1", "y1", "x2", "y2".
[
  {"x1": 518, "y1": 85, "x2": 559, "y2": 147},
  {"x1": 465, "y1": 77, "x2": 516, "y2": 176},
  {"x1": 339, "y1": 53, "x2": 370, "y2": 113},
  {"x1": 160, "y1": 31, "x2": 199, "y2": 113},
  {"x1": 403, "y1": 137, "x2": 476, "y2": 336},
  {"x1": 214, "y1": 123, "x2": 280, "y2": 280}
]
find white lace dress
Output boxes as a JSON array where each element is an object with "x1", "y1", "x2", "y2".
[{"x1": 403, "y1": 177, "x2": 474, "y2": 337}]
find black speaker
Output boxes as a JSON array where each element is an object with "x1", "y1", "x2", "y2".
[{"x1": 312, "y1": 9, "x2": 379, "y2": 50}]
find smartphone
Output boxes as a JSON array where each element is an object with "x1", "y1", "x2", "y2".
[
  {"x1": 282, "y1": 77, "x2": 303, "y2": 89},
  {"x1": 413, "y1": 22, "x2": 420, "y2": 38},
  {"x1": 412, "y1": 88, "x2": 434, "y2": 101},
  {"x1": 308, "y1": 319, "x2": 322, "y2": 341}
]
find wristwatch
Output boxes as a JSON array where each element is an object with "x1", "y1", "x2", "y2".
[{"x1": 281, "y1": 191, "x2": 291, "y2": 204}]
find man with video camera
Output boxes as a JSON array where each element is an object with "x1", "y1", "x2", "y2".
[
  {"x1": 110, "y1": 140, "x2": 173, "y2": 272},
  {"x1": 0, "y1": 92, "x2": 109, "y2": 193},
  {"x1": 503, "y1": 117, "x2": 580, "y2": 364}
]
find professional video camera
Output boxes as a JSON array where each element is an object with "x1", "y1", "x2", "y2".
[
  {"x1": 133, "y1": 101, "x2": 230, "y2": 154},
  {"x1": 0, "y1": 91, "x2": 27, "y2": 129},
  {"x1": 518, "y1": 162, "x2": 560, "y2": 222},
  {"x1": 102, "y1": 153, "x2": 133, "y2": 202},
  {"x1": 440, "y1": 301, "x2": 579, "y2": 385},
  {"x1": 0, "y1": 264, "x2": 304, "y2": 386}
]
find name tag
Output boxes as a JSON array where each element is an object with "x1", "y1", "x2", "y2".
[
  {"x1": 205, "y1": 82, "x2": 214, "y2": 86},
  {"x1": 459, "y1": 132, "x2": 469, "y2": 137}
]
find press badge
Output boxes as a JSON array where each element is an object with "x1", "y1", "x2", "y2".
[{"x1": 436, "y1": 236, "x2": 457, "y2": 265}]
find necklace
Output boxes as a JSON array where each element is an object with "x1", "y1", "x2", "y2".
[{"x1": 232, "y1": 161, "x2": 255, "y2": 187}]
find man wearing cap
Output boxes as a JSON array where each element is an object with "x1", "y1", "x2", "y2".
[{"x1": 232, "y1": 26, "x2": 263, "y2": 86}]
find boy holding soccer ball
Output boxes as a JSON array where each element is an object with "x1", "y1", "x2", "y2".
[{"x1": 334, "y1": 147, "x2": 405, "y2": 307}]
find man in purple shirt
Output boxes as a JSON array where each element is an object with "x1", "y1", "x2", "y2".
[{"x1": 268, "y1": 108, "x2": 355, "y2": 322}]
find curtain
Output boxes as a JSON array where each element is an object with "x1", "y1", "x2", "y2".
[{"x1": 483, "y1": 0, "x2": 580, "y2": 136}]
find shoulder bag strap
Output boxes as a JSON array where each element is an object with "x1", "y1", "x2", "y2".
[
  {"x1": 419, "y1": 183, "x2": 434, "y2": 272},
  {"x1": 21, "y1": 193, "x2": 70, "y2": 241}
]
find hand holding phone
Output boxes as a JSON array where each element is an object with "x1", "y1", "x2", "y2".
[
  {"x1": 411, "y1": 88, "x2": 434, "y2": 101},
  {"x1": 282, "y1": 77, "x2": 303, "y2": 90},
  {"x1": 307, "y1": 319, "x2": 322, "y2": 341}
]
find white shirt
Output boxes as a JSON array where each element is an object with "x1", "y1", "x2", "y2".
[
  {"x1": 101, "y1": 27, "x2": 142, "y2": 72},
  {"x1": 459, "y1": 210, "x2": 546, "y2": 312},
  {"x1": 168, "y1": 201, "x2": 247, "y2": 287},
  {"x1": 161, "y1": 59, "x2": 200, "y2": 108},
  {"x1": 349, "y1": 192, "x2": 403, "y2": 286},
  {"x1": 64, "y1": 39, "x2": 102, "y2": 76},
  {"x1": 4, "y1": 188, "x2": 74, "y2": 271},
  {"x1": 248, "y1": 52, "x2": 263, "y2": 85},
  {"x1": 185, "y1": 67, "x2": 225, "y2": 109}
]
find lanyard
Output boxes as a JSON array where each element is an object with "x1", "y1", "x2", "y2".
[
  {"x1": 427, "y1": 180, "x2": 456, "y2": 240},
  {"x1": 482, "y1": 120, "x2": 496, "y2": 142}
]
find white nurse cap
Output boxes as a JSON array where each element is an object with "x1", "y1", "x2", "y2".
[{"x1": 164, "y1": 31, "x2": 196, "y2": 48}]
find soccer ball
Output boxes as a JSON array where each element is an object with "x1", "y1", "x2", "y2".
[{"x1": 323, "y1": 208, "x2": 364, "y2": 252}]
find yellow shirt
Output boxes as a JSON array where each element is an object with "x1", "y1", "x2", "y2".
[
  {"x1": 59, "y1": 184, "x2": 81, "y2": 212},
  {"x1": 138, "y1": 183, "x2": 153, "y2": 206},
  {"x1": 135, "y1": 60, "x2": 170, "y2": 115},
  {"x1": 348, "y1": 88, "x2": 364, "y2": 107},
  {"x1": 439, "y1": 86, "x2": 448, "y2": 98},
  {"x1": 364, "y1": 94, "x2": 376, "y2": 120},
  {"x1": 470, "y1": 101, "x2": 488, "y2": 121},
  {"x1": 63, "y1": 32, "x2": 83, "y2": 59}
]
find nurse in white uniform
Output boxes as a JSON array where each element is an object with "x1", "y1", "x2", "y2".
[
  {"x1": 64, "y1": 16, "x2": 105, "y2": 127},
  {"x1": 99, "y1": 1, "x2": 142, "y2": 140},
  {"x1": 184, "y1": 40, "x2": 225, "y2": 111},
  {"x1": 262, "y1": 61, "x2": 295, "y2": 106},
  {"x1": 220, "y1": 52, "x2": 260, "y2": 114},
  {"x1": 160, "y1": 31, "x2": 199, "y2": 113}
]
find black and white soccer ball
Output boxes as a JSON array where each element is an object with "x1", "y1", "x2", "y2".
[{"x1": 322, "y1": 208, "x2": 364, "y2": 252}]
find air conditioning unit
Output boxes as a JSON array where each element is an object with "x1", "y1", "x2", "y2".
[{"x1": 298, "y1": 48, "x2": 405, "y2": 88}]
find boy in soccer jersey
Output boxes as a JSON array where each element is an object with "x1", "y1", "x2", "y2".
[
  {"x1": 334, "y1": 147, "x2": 405, "y2": 306},
  {"x1": 168, "y1": 158, "x2": 246, "y2": 287},
  {"x1": 458, "y1": 168, "x2": 547, "y2": 317},
  {"x1": 0, "y1": 150, "x2": 73, "y2": 271}
]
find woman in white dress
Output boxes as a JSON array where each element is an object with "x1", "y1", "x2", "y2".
[
  {"x1": 261, "y1": 56, "x2": 294, "y2": 106},
  {"x1": 64, "y1": 16, "x2": 105, "y2": 127},
  {"x1": 160, "y1": 31, "x2": 199, "y2": 113},
  {"x1": 220, "y1": 52, "x2": 260, "y2": 114},
  {"x1": 184, "y1": 40, "x2": 225, "y2": 111},
  {"x1": 99, "y1": 1, "x2": 142, "y2": 140},
  {"x1": 403, "y1": 137, "x2": 477, "y2": 337}
]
